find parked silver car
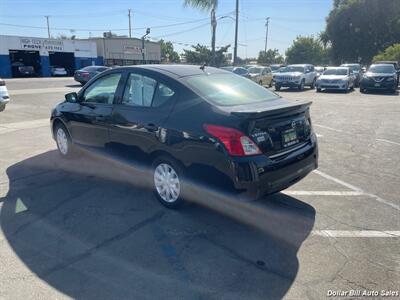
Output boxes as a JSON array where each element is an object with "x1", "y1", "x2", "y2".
[
  {"x1": 316, "y1": 67, "x2": 355, "y2": 92},
  {"x1": 0, "y1": 78, "x2": 10, "y2": 112}
]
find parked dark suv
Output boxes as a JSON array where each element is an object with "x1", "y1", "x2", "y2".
[
  {"x1": 360, "y1": 64, "x2": 398, "y2": 93},
  {"x1": 51, "y1": 65, "x2": 318, "y2": 207}
]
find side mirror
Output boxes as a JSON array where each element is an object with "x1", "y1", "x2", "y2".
[{"x1": 65, "y1": 92, "x2": 79, "y2": 103}]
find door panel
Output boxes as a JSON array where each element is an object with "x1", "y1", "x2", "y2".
[
  {"x1": 109, "y1": 73, "x2": 177, "y2": 155},
  {"x1": 69, "y1": 72, "x2": 122, "y2": 147}
]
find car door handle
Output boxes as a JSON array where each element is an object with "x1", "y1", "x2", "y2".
[{"x1": 144, "y1": 123, "x2": 158, "y2": 131}]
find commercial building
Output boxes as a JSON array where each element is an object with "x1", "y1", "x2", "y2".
[
  {"x1": 88, "y1": 37, "x2": 161, "y2": 66},
  {"x1": 0, "y1": 35, "x2": 100, "y2": 78}
]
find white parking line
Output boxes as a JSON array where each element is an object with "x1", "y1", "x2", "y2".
[
  {"x1": 314, "y1": 170, "x2": 400, "y2": 211},
  {"x1": 284, "y1": 191, "x2": 363, "y2": 196},
  {"x1": 376, "y1": 138, "x2": 400, "y2": 147},
  {"x1": 312, "y1": 230, "x2": 400, "y2": 238},
  {"x1": 0, "y1": 118, "x2": 49, "y2": 134},
  {"x1": 9, "y1": 87, "x2": 77, "y2": 95},
  {"x1": 313, "y1": 124, "x2": 344, "y2": 133}
]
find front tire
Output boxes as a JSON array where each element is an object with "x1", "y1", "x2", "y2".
[
  {"x1": 152, "y1": 156, "x2": 184, "y2": 208},
  {"x1": 275, "y1": 84, "x2": 281, "y2": 91},
  {"x1": 54, "y1": 123, "x2": 74, "y2": 158},
  {"x1": 298, "y1": 80, "x2": 305, "y2": 91}
]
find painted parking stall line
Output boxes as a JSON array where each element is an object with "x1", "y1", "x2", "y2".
[
  {"x1": 312, "y1": 230, "x2": 400, "y2": 238},
  {"x1": 376, "y1": 138, "x2": 400, "y2": 147},
  {"x1": 284, "y1": 191, "x2": 363, "y2": 196}
]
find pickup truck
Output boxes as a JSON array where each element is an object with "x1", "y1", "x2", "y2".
[{"x1": 274, "y1": 64, "x2": 318, "y2": 91}]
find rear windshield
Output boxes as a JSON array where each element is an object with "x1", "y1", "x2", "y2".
[
  {"x1": 82, "y1": 66, "x2": 106, "y2": 72},
  {"x1": 341, "y1": 64, "x2": 360, "y2": 71},
  {"x1": 184, "y1": 73, "x2": 279, "y2": 106},
  {"x1": 368, "y1": 65, "x2": 395, "y2": 73},
  {"x1": 233, "y1": 68, "x2": 247, "y2": 75},
  {"x1": 248, "y1": 67, "x2": 262, "y2": 74},
  {"x1": 323, "y1": 68, "x2": 348, "y2": 75}
]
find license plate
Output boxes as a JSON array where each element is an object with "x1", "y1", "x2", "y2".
[
  {"x1": 374, "y1": 83, "x2": 380, "y2": 87},
  {"x1": 282, "y1": 128, "x2": 298, "y2": 147}
]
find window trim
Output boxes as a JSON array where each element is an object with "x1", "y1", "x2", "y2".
[
  {"x1": 117, "y1": 70, "x2": 178, "y2": 110},
  {"x1": 78, "y1": 70, "x2": 125, "y2": 105}
]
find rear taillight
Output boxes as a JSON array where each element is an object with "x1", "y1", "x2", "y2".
[
  {"x1": 81, "y1": 72, "x2": 90, "y2": 77},
  {"x1": 204, "y1": 124, "x2": 261, "y2": 156},
  {"x1": 0, "y1": 80, "x2": 5, "y2": 86}
]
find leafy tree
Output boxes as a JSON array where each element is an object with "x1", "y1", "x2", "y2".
[
  {"x1": 285, "y1": 36, "x2": 329, "y2": 65},
  {"x1": 257, "y1": 49, "x2": 284, "y2": 65},
  {"x1": 184, "y1": 0, "x2": 218, "y2": 65},
  {"x1": 324, "y1": 0, "x2": 400, "y2": 64},
  {"x1": 184, "y1": 44, "x2": 230, "y2": 67},
  {"x1": 373, "y1": 44, "x2": 400, "y2": 62},
  {"x1": 160, "y1": 40, "x2": 181, "y2": 63}
]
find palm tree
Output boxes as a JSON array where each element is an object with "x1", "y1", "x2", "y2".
[{"x1": 184, "y1": 0, "x2": 218, "y2": 65}]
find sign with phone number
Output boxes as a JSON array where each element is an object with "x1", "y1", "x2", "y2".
[{"x1": 20, "y1": 38, "x2": 64, "y2": 52}]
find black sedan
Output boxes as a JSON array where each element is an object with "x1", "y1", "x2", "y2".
[
  {"x1": 51, "y1": 65, "x2": 318, "y2": 208},
  {"x1": 74, "y1": 66, "x2": 110, "y2": 85},
  {"x1": 360, "y1": 64, "x2": 398, "y2": 93}
]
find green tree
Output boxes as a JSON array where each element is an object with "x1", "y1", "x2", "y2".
[
  {"x1": 257, "y1": 49, "x2": 284, "y2": 65},
  {"x1": 285, "y1": 36, "x2": 329, "y2": 65},
  {"x1": 160, "y1": 40, "x2": 181, "y2": 63},
  {"x1": 324, "y1": 0, "x2": 400, "y2": 64},
  {"x1": 183, "y1": 44, "x2": 230, "y2": 67},
  {"x1": 184, "y1": 0, "x2": 218, "y2": 65},
  {"x1": 373, "y1": 44, "x2": 400, "y2": 62}
]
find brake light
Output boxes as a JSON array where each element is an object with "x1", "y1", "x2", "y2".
[
  {"x1": 204, "y1": 124, "x2": 261, "y2": 156},
  {"x1": 81, "y1": 72, "x2": 90, "y2": 77}
]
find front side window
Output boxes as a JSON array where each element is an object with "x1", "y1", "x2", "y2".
[
  {"x1": 184, "y1": 73, "x2": 279, "y2": 106},
  {"x1": 83, "y1": 73, "x2": 121, "y2": 104}
]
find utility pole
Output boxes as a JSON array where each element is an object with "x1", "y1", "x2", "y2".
[
  {"x1": 264, "y1": 17, "x2": 270, "y2": 54},
  {"x1": 128, "y1": 9, "x2": 132, "y2": 38},
  {"x1": 141, "y1": 28, "x2": 150, "y2": 64},
  {"x1": 233, "y1": 0, "x2": 239, "y2": 65},
  {"x1": 45, "y1": 16, "x2": 50, "y2": 39}
]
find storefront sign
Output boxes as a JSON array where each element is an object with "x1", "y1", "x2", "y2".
[{"x1": 20, "y1": 38, "x2": 64, "y2": 52}]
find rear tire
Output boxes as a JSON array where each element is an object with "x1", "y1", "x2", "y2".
[
  {"x1": 258, "y1": 80, "x2": 263, "y2": 86},
  {"x1": 275, "y1": 85, "x2": 281, "y2": 91},
  {"x1": 316, "y1": 88, "x2": 322, "y2": 93},
  {"x1": 310, "y1": 79, "x2": 316, "y2": 89},
  {"x1": 152, "y1": 156, "x2": 185, "y2": 209},
  {"x1": 269, "y1": 80, "x2": 273, "y2": 88},
  {"x1": 0, "y1": 105, "x2": 5, "y2": 112}
]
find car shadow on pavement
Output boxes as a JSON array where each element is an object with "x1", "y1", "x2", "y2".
[
  {"x1": 1, "y1": 150, "x2": 315, "y2": 300},
  {"x1": 64, "y1": 84, "x2": 83, "y2": 88}
]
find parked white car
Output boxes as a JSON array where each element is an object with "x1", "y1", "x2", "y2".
[
  {"x1": 0, "y1": 78, "x2": 10, "y2": 112},
  {"x1": 51, "y1": 66, "x2": 68, "y2": 76},
  {"x1": 316, "y1": 67, "x2": 355, "y2": 92},
  {"x1": 274, "y1": 64, "x2": 317, "y2": 91}
]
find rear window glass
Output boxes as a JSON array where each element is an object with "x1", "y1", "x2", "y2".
[{"x1": 184, "y1": 73, "x2": 279, "y2": 106}]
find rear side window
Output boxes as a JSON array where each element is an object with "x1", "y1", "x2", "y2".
[
  {"x1": 184, "y1": 73, "x2": 279, "y2": 106},
  {"x1": 123, "y1": 74, "x2": 157, "y2": 107}
]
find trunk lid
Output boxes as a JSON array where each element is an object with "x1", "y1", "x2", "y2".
[{"x1": 220, "y1": 99, "x2": 312, "y2": 158}]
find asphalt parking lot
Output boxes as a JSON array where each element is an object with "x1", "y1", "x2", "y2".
[{"x1": 0, "y1": 77, "x2": 399, "y2": 300}]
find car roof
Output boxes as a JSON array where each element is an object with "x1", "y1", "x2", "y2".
[
  {"x1": 116, "y1": 64, "x2": 226, "y2": 78},
  {"x1": 370, "y1": 63, "x2": 395, "y2": 68},
  {"x1": 287, "y1": 64, "x2": 311, "y2": 67},
  {"x1": 341, "y1": 63, "x2": 360, "y2": 66},
  {"x1": 326, "y1": 66, "x2": 349, "y2": 69}
]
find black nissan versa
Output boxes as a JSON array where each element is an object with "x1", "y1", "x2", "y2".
[{"x1": 51, "y1": 65, "x2": 318, "y2": 207}]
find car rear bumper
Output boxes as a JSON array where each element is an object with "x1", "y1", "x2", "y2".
[{"x1": 227, "y1": 133, "x2": 318, "y2": 198}]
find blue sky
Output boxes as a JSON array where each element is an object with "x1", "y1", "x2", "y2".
[{"x1": 0, "y1": 0, "x2": 332, "y2": 58}]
